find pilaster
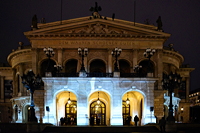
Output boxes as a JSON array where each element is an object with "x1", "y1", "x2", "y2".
[
  {"x1": 0, "y1": 76, "x2": 5, "y2": 102},
  {"x1": 107, "y1": 49, "x2": 112, "y2": 73}
]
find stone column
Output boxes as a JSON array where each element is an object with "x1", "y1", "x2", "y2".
[
  {"x1": 144, "y1": 81, "x2": 157, "y2": 124},
  {"x1": 84, "y1": 56, "x2": 88, "y2": 72},
  {"x1": 132, "y1": 49, "x2": 138, "y2": 72},
  {"x1": 156, "y1": 49, "x2": 163, "y2": 90},
  {"x1": 12, "y1": 69, "x2": 17, "y2": 97},
  {"x1": 185, "y1": 77, "x2": 189, "y2": 102},
  {"x1": 19, "y1": 63, "x2": 25, "y2": 96},
  {"x1": 57, "y1": 48, "x2": 63, "y2": 66},
  {"x1": 32, "y1": 48, "x2": 38, "y2": 73},
  {"x1": 77, "y1": 82, "x2": 89, "y2": 125},
  {"x1": 108, "y1": 49, "x2": 112, "y2": 73},
  {"x1": 0, "y1": 76, "x2": 5, "y2": 102},
  {"x1": 110, "y1": 84, "x2": 123, "y2": 125}
]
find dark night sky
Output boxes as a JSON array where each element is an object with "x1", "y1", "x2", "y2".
[{"x1": 0, "y1": 0, "x2": 200, "y2": 91}]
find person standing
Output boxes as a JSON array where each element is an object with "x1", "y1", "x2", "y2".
[
  {"x1": 134, "y1": 115, "x2": 139, "y2": 126},
  {"x1": 159, "y1": 117, "x2": 166, "y2": 133}
]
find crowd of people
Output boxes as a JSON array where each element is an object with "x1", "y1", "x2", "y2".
[{"x1": 60, "y1": 116, "x2": 76, "y2": 126}]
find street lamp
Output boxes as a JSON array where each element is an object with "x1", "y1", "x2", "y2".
[
  {"x1": 97, "y1": 92, "x2": 101, "y2": 104},
  {"x1": 54, "y1": 64, "x2": 62, "y2": 76},
  {"x1": 78, "y1": 47, "x2": 88, "y2": 72},
  {"x1": 162, "y1": 72, "x2": 182, "y2": 123},
  {"x1": 43, "y1": 47, "x2": 55, "y2": 72},
  {"x1": 21, "y1": 70, "x2": 42, "y2": 122},
  {"x1": 143, "y1": 48, "x2": 155, "y2": 73},
  {"x1": 111, "y1": 47, "x2": 122, "y2": 72},
  {"x1": 134, "y1": 65, "x2": 142, "y2": 77},
  {"x1": 126, "y1": 92, "x2": 130, "y2": 105}
]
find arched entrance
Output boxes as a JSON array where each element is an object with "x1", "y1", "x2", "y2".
[
  {"x1": 122, "y1": 101, "x2": 130, "y2": 125},
  {"x1": 122, "y1": 91, "x2": 144, "y2": 126},
  {"x1": 89, "y1": 91, "x2": 110, "y2": 126},
  {"x1": 56, "y1": 91, "x2": 77, "y2": 125},
  {"x1": 90, "y1": 100, "x2": 106, "y2": 125},
  {"x1": 65, "y1": 101, "x2": 77, "y2": 125}
]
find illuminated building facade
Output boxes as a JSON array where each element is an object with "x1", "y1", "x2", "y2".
[{"x1": 0, "y1": 13, "x2": 194, "y2": 125}]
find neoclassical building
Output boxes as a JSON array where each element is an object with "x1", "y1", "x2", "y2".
[{"x1": 0, "y1": 11, "x2": 194, "y2": 126}]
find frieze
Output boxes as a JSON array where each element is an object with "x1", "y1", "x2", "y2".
[{"x1": 59, "y1": 40, "x2": 135, "y2": 46}]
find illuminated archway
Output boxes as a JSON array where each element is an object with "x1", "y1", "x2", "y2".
[
  {"x1": 56, "y1": 91, "x2": 77, "y2": 125},
  {"x1": 89, "y1": 91, "x2": 110, "y2": 126},
  {"x1": 122, "y1": 91, "x2": 144, "y2": 126}
]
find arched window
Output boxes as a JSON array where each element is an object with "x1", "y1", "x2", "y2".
[
  {"x1": 89, "y1": 59, "x2": 106, "y2": 77},
  {"x1": 40, "y1": 59, "x2": 56, "y2": 77},
  {"x1": 65, "y1": 101, "x2": 77, "y2": 125},
  {"x1": 90, "y1": 100, "x2": 106, "y2": 125},
  {"x1": 139, "y1": 60, "x2": 154, "y2": 77},
  {"x1": 119, "y1": 59, "x2": 131, "y2": 77},
  {"x1": 122, "y1": 101, "x2": 130, "y2": 125},
  {"x1": 65, "y1": 59, "x2": 78, "y2": 77}
]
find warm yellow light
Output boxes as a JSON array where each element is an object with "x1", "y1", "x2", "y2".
[
  {"x1": 126, "y1": 98, "x2": 130, "y2": 104},
  {"x1": 68, "y1": 98, "x2": 71, "y2": 104}
]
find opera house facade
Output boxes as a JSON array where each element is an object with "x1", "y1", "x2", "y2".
[{"x1": 0, "y1": 12, "x2": 194, "y2": 126}]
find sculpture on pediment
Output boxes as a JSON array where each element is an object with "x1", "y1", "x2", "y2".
[
  {"x1": 31, "y1": 14, "x2": 38, "y2": 30},
  {"x1": 156, "y1": 16, "x2": 163, "y2": 31},
  {"x1": 72, "y1": 23, "x2": 129, "y2": 35},
  {"x1": 89, "y1": 2, "x2": 102, "y2": 19}
]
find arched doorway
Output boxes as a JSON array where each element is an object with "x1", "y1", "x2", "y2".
[
  {"x1": 89, "y1": 59, "x2": 106, "y2": 77},
  {"x1": 119, "y1": 59, "x2": 131, "y2": 77},
  {"x1": 56, "y1": 91, "x2": 77, "y2": 125},
  {"x1": 65, "y1": 101, "x2": 77, "y2": 125},
  {"x1": 90, "y1": 100, "x2": 106, "y2": 125},
  {"x1": 65, "y1": 59, "x2": 78, "y2": 77},
  {"x1": 139, "y1": 59, "x2": 154, "y2": 77},
  {"x1": 40, "y1": 59, "x2": 56, "y2": 77},
  {"x1": 122, "y1": 91, "x2": 144, "y2": 125},
  {"x1": 122, "y1": 101, "x2": 130, "y2": 125}
]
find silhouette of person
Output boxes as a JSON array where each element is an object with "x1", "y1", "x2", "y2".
[
  {"x1": 159, "y1": 117, "x2": 166, "y2": 133},
  {"x1": 90, "y1": 115, "x2": 94, "y2": 126},
  {"x1": 134, "y1": 115, "x2": 139, "y2": 126}
]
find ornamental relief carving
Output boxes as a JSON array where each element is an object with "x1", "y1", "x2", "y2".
[
  {"x1": 66, "y1": 23, "x2": 129, "y2": 34},
  {"x1": 88, "y1": 51, "x2": 107, "y2": 62}
]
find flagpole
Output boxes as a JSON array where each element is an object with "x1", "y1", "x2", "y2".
[
  {"x1": 61, "y1": 0, "x2": 63, "y2": 25},
  {"x1": 134, "y1": 0, "x2": 136, "y2": 26}
]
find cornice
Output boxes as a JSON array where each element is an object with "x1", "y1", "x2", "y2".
[
  {"x1": 7, "y1": 49, "x2": 31, "y2": 66},
  {"x1": 163, "y1": 49, "x2": 184, "y2": 64},
  {"x1": 25, "y1": 33, "x2": 169, "y2": 40},
  {"x1": 179, "y1": 68, "x2": 195, "y2": 72}
]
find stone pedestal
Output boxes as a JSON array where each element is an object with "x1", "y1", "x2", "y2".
[
  {"x1": 113, "y1": 72, "x2": 120, "y2": 77},
  {"x1": 79, "y1": 71, "x2": 87, "y2": 77}
]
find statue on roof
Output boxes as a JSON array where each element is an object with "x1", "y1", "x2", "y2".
[
  {"x1": 31, "y1": 14, "x2": 38, "y2": 30},
  {"x1": 89, "y1": 2, "x2": 102, "y2": 19},
  {"x1": 156, "y1": 16, "x2": 163, "y2": 31}
]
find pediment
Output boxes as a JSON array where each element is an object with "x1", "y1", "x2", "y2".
[{"x1": 24, "y1": 16, "x2": 170, "y2": 38}]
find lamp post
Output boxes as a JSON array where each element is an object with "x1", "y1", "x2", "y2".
[
  {"x1": 126, "y1": 92, "x2": 130, "y2": 105},
  {"x1": 43, "y1": 47, "x2": 55, "y2": 71},
  {"x1": 162, "y1": 72, "x2": 182, "y2": 123},
  {"x1": 111, "y1": 47, "x2": 122, "y2": 72},
  {"x1": 143, "y1": 48, "x2": 155, "y2": 73},
  {"x1": 54, "y1": 64, "x2": 62, "y2": 76},
  {"x1": 21, "y1": 70, "x2": 42, "y2": 122},
  {"x1": 78, "y1": 47, "x2": 88, "y2": 72},
  {"x1": 134, "y1": 65, "x2": 142, "y2": 77}
]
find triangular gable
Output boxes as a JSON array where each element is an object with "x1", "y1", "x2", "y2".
[{"x1": 24, "y1": 16, "x2": 170, "y2": 39}]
